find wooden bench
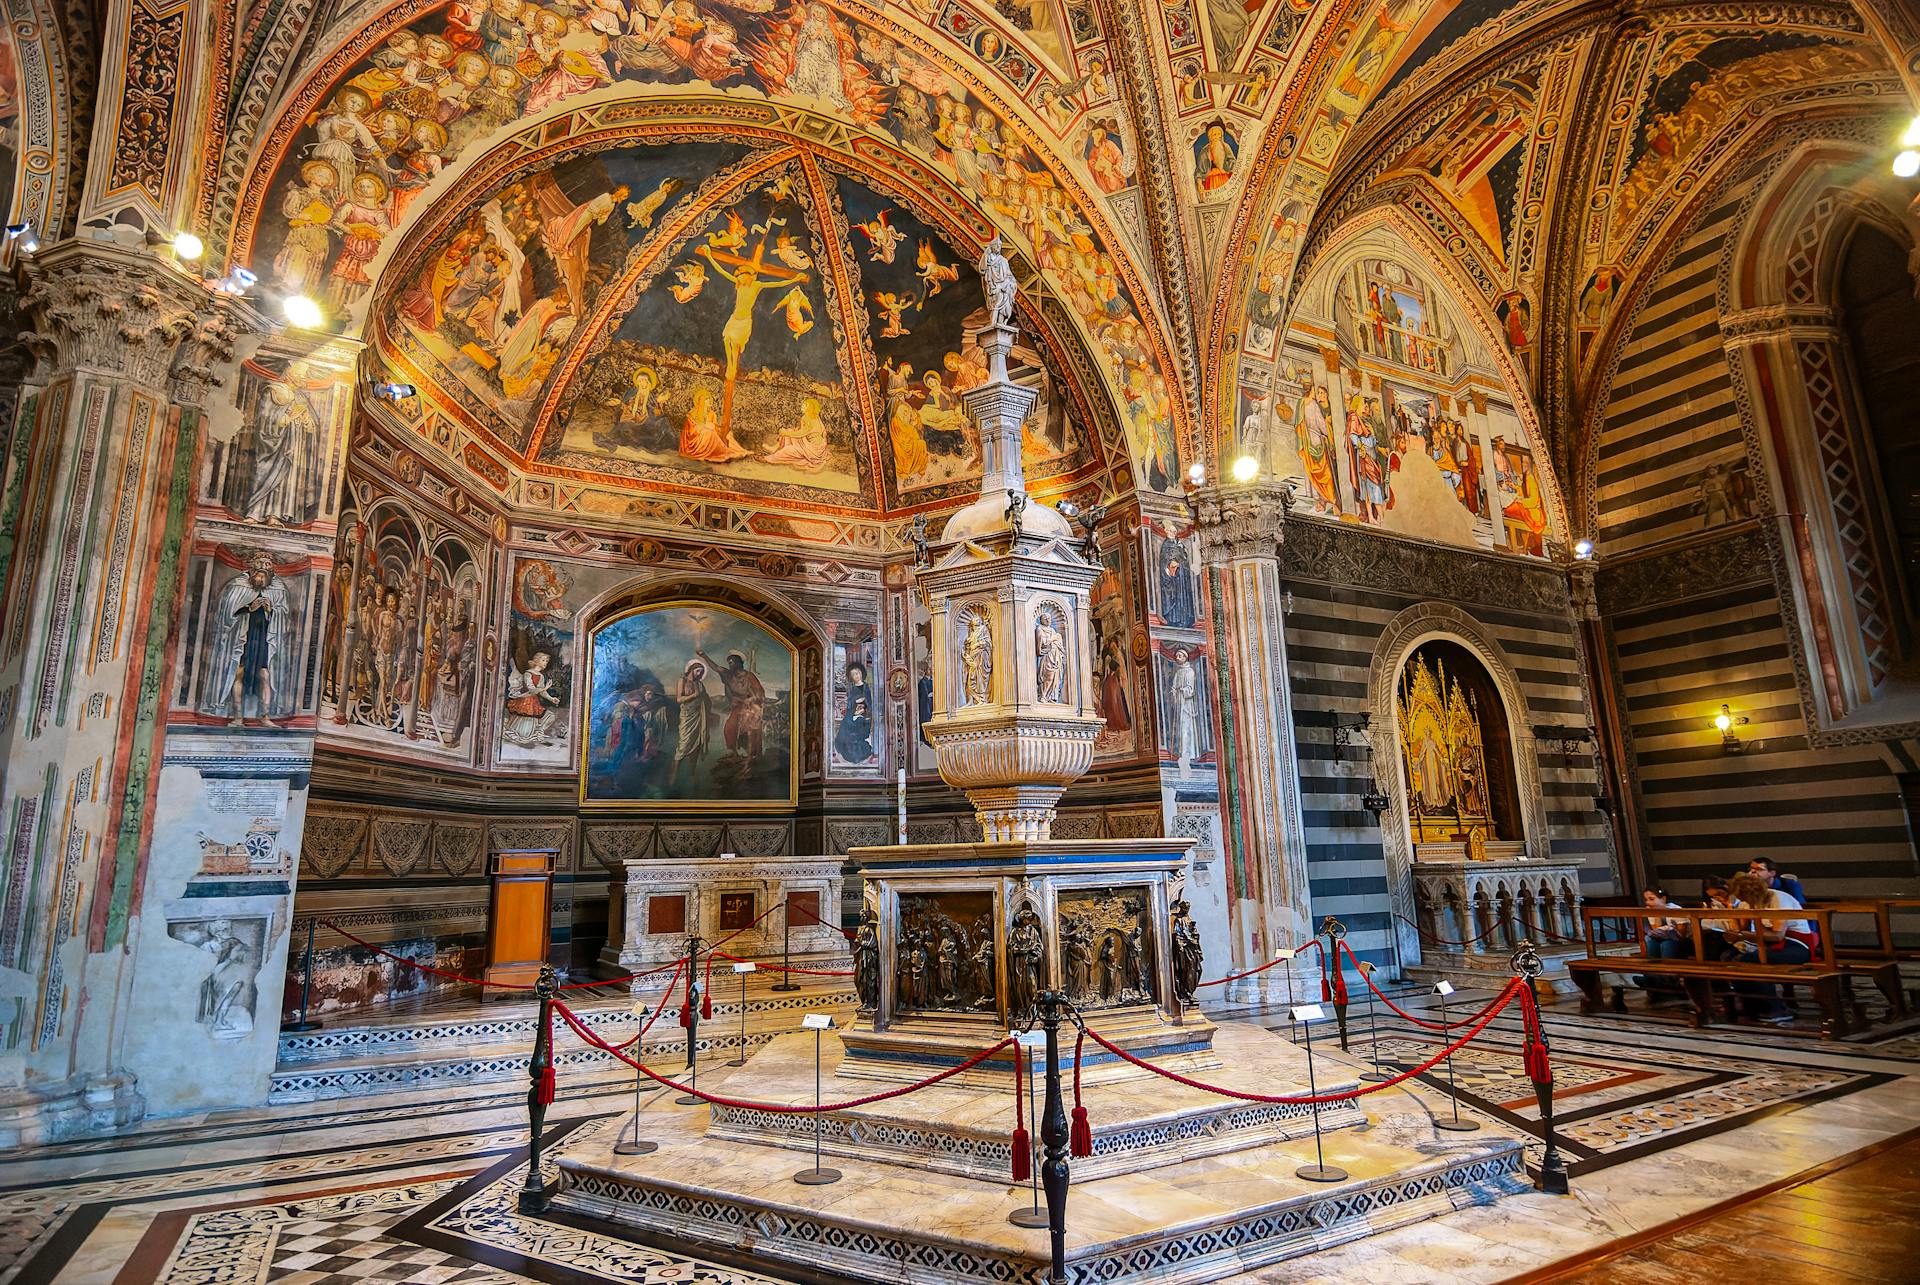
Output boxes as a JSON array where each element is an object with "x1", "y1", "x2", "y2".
[
  {"x1": 1567, "y1": 905, "x2": 1855, "y2": 1038},
  {"x1": 1807, "y1": 898, "x2": 1919, "y2": 1018}
]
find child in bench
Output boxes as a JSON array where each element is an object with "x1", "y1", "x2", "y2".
[
  {"x1": 1722, "y1": 871, "x2": 1817, "y2": 1025},
  {"x1": 1631, "y1": 887, "x2": 1690, "y2": 1001}
]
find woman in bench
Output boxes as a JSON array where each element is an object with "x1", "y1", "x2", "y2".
[
  {"x1": 1698, "y1": 876, "x2": 1734, "y2": 960},
  {"x1": 1722, "y1": 871, "x2": 1818, "y2": 1025},
  {"x1": 1632, "y1": 887, "x2": 1690, "y2": 1001}
]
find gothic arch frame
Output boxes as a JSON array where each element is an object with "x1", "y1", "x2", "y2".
[
  {"x1": 1720, "y1": 134, "x2": 1920, "y2": 734},
  {"x1": 1364, "y1": 601, "x2": 1551, "y2": 967}
]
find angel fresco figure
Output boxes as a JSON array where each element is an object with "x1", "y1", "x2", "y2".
[{"x1": 977, "y1": 234, "x2": 1017, "y2": 328}]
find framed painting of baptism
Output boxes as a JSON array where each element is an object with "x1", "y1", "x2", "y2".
[{"x1": 580, "y1": 602, "x2": 798, "y2": 808}]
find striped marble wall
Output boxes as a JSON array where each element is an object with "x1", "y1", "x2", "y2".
[
  {"x1": 1597, "y1": 527, "x2": 1918, "y2": 899},
  {"x1": 1278, "y1": 520, "x2": 1615, "y2": 970},
  {"x1": 1591, "y1": 184, "x2": 1757, "y2": 556}
]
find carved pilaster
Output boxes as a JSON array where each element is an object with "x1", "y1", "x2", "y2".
[
  {"x1": 19, "y1": 240, "x2": 264, "y2": 403},
  {"x1": 1191, "y1": 482, "x2": 1292, "y2": 566}
]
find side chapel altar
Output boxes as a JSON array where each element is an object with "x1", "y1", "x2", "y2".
[{"x1": 550, "y1": 243, "x2": 1526, "y2": 1285}]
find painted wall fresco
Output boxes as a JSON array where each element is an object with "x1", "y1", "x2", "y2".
[
  {"x1": 1261, "y1": 251, "x2": 1550, "y2": 555},
  {"x1": 829, "y1": 629, "x2": 880, "y2": 770},
  {"x1": 1089, "y1": 537, "x2": 1141, "y2": 759},
  {"x1": 244, "y1": 0, "x2": 1182, "y2": 489},
  {"x1": 583, "y1": 602, "x2": 797, "y2": 806},
  {"x1": 500, "y1": 557, "x2": 575, "y2": 764},
  {"x1": 318, "y1": 499, "x2": 488, "y2": 758},
  {"x1": 0, "y1": 31, "x2": 19, "y2": 230},
  {"x1": 172, "y1": 546, "x2": 325, "y2": 728},
  {"x1": 1144, "y1": 517, "x2": 1212, "y2": 780}
]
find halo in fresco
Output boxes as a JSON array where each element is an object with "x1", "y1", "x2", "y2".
[{"x1": 581, "y1": 601, "x2": 797, "y2": 808}]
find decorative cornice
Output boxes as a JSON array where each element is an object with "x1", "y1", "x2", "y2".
[
  {"x1": 1720, "y1": 303, "x2": 1843, "y2": 344},
  {"x1": 1191, "y1": 483, "x2": 1293, "y2": 564},
  {"x1": 1592, "y1": 522, "x2": 1773, "y2": 616},
  {"x1": 19, "y1": 239, "x2": 265, "y2": 404},
  {"x1": 1278, "y1": 517, "x2": 1571, "y2": 618}
]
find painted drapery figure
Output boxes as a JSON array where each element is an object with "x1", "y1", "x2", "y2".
[{"x1": 211, "y1": 552, "x2": 293, "y2": 727}]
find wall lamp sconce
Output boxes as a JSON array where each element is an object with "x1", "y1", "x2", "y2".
[
  {"x1": 367, "y1": 378, "x2": 416, "y2": 402},
  {"x1": 5, "y1": 222, "x2": 38, "y2": 254},
  {"x1": 1557, "y1": 729, "x2": 1595, "y2": 756},
  {"x1": 1332, "y1": 711, "x2": 1371, "y2": 746},
  {"x1": 1713, "y1": 704, "x2": 1749, "y2": 753},
  {"x1": 1360, "y1": 790, "x2": 1389, "y2": 820}
]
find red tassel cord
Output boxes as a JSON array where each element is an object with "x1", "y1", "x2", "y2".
[
  {"x1": 1519, "y1": 984, "x2": 1552, "y2": 1084},
  {"x1": 701, "y1": 953, "x2": 715, "y2": 1020},
  {"x1": 1009, "y1": 1042, "x2": 1032, "y2": 1182},
  {"x1": 1331, "y1": 963, "x2": 1349, "y2": 1007},
  {"x1": 537, "y1": 1009, "x2": 557, "y2": 1104},
  {"x1": 679, "y1": 965, "x2": 695, "y2": 1029},
  {"x1": 1068, "y1": 1027, "x2": 1092, "y2": 1158}
]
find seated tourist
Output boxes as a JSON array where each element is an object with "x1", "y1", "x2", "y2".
[
  {"x1": 1698, "y1": 877, "x2": 1734, "y2": 960},
  {"x1": 1747, "y1": 856, "x2": 1807, "y2": 906},
  {"x1": 1631, "y1": 887, "x2": 1689, "y2": 999},
  {"x1": 1720, "y1": 871, "x2": 1817, "y2": 1024}
]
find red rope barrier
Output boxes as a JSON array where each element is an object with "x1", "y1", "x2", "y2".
[
  {"x1": 551, "y1": 999, "x2": 1014, "y2": 1113},
  {"x1": 1337, "y1": 940, "x2": 1493, "y2": 1031},
  {"x1": 1079, "y1": 977, "x2": 1525, "y2": 1107},
  {"x1": 1195, "y1": 936, "x2": 1323, "y2": 989},
  {"x1": 314, "y1": 919, "x2": 688, "y2": 991},
  {"x1": 786, "y1": 901, "x2": 856, "y2": 941},
  {"x1": 606, "y1": 958, "x2": 686, "y2": 1053}
]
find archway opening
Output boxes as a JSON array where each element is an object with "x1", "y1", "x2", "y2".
[
  {"x1": 1837, "y1": 223, "x2": 1920, "y2": 668},
  {"x1": 1396, "y1": 638, "x2": 1522, "y2": 859}
]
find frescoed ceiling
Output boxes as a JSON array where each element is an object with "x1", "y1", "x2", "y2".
[
  {"x1": 99, "y1": 0, "x2": 1908, "y2": 533},
  {"x1": 365, "y1": 128, "x2": 1112, "y2": 515}
]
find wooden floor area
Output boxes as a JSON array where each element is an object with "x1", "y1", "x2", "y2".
[{"x1": 1518, "y1": 1129, "x2": 1920, "y2": 1283}]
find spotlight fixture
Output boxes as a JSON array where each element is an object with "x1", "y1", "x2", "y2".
[
  {"x1": 368, "y1": 379, "x2": 416, "y2": 402},
  {"x1": 5, "y1": 222, "x2": 36, "y2": 254},
  {"x1": 1230, "y1": 454, "x2": 1260, "y2": 483},
  {"x1": 144, "y1": 229, "x2": 204, "y2": 260},
  {"x1": 1904, "y1": 115, "x2": 1920, "y2": 149},
  {"x1": 1896, "y1": 150, "x2": 1920, "y2": 180},
  {"x1": 1712, "y1": 703, "x2": 1749, "y2": 753},
  {"x1": 281, "y1": 294, "x2": 324, "y2": 329},
  {"x1": 1572, "y1": 538, "x2": 1595, "y2": 560},
  {"x1": 216, "y1": 265, "x2": 258, "y2": 295},
  {"x1": 1187, "y1": 462, "x2": 1206, "y2": 485}
]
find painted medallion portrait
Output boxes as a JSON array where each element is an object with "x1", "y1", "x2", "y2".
[{"x1": 582, "y1": 603, "x2": 796, "y2": 807}]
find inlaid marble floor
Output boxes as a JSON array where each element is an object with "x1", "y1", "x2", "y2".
[{"x1": 6, "y1": 986, "x2": 1918, "y2": 1285}]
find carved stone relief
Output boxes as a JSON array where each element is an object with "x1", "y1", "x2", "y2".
[
  {"x1": 371, "y1": 818, "x2": 430, "y2": 876},
  {"x1": 300, "y1": 813, "x2": 367, "y2": 879},
  {"x1": 895, "y1": 890, "x2": 997, "y2": 1016},
  {"x1": 431, "y1": 824, "x2": 484, "y2": 877},
  {"x1": 1057, "y1": 887, "x2": 1154, "y2": 1010}
]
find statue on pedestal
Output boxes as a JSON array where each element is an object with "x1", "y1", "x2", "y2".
[
  {"x1": 853, "y1": 910, "x2": 880, "y2": 1012},
  {"x1": 977, "y1": 235, "x2": 1017, "y2": 328},
  {"x1": 1171, "y1": 899, "x2": 1204, "y2": 1005},
  {"x1": 1008, "y1": 906, "x2": 1044, "y2": 1027}
]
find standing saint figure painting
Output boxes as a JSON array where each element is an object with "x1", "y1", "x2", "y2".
[{"x1": 583, "y1": 602, "x2": 796, "y2": 807}]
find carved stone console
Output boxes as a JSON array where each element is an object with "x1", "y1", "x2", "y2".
[{"x1": 1407, "y1": 853, "x2": 1590, "y2": 989}]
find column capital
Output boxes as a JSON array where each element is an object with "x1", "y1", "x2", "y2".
[
  {"x1": 19, "y1": 239, "x2": 266, "y2": 404},
  {"x1": 1191, "y1": 482, "x2": 1293, "y2": 564}
]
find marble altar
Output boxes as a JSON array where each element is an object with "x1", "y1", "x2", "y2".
[{"x1": 608, "y1": 856, "x2": 850, "y2": 992}]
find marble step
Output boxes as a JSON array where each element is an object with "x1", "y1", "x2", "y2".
[
  {"x1": 267, "y1": 1024, "x2": 797, "y2": 1104},
  {"x1": 277, "y1": 983, "x2": 857, "y2": 1065}
]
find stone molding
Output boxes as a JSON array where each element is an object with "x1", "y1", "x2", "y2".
[
  {"x1": 1279, "y1": 517, "x2": 1571, "y2": 617},
  {"x1": 1593, "y1": 523, "x2": 1774, "y2": 616},
  {"x1": 19, "y1": 239, "x2": 264, "y2": 404}
]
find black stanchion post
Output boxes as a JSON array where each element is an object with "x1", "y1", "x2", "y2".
[
  {"x1": 1293, "y1": 997, "x2": 1347, "y2": 1182},
  {"x1": 677, "y1": 933, "x2": 704, "y2": 1104},
  {"x1": 772, "y1": 897, "x2": 800, "y2": 993},
  {"x1": 1357, "y1": 960, "x2": 1389, "y2": 1084},
  {"x1": 1009, "y1": 1029, "x2": 1046, "y2": 1228},
  {"x1": 793, "y1": 1013, "x2": 842, "y2": 1185},
  {"x1": 1036, "y1": 991, "x2": 1071, "y2": 1285},
  {"x1": 281, "y1": 918, "x2": 322, "y2": 1033},
  {"x1": 1431, "y1": 978, "x2": 1479, "y2": 1133},
  {"x1": 1322, "y1": 916, "x2": 1350, "y2": 1053},
  {"x1": 613, "y1": 996, "x2": 659, "y2": 1157},
  {"x1": 1511, "y1": 942, "x2": 1570, "y2": 1194},
  {"x1": 729, "y1": 961, "x2": 754, "y2": 1067},
  {"x1": 519, "y1": 963, "x2": 559, "y2": 1211}
]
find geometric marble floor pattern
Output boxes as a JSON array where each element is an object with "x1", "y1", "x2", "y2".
[{"x1": 9, "y1": 985, "x2": 1920, "y2": 1285}]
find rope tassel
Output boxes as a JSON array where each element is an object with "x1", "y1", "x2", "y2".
[
  {"x1": 1010, "y1": 1043, "x2": 1032, "y2": 1182},
  {"x1": 1068, "y1": 1029, "x2": 1092, "y2": 1158}
]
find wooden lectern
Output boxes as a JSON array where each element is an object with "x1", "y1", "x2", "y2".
[{"x1": 485, "y1": 849, "x2": 556, "y2": 997}]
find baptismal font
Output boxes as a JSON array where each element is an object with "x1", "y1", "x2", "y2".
[{"x1": 548, "y1": 240, "x2": 1527, "y2": 1285}]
